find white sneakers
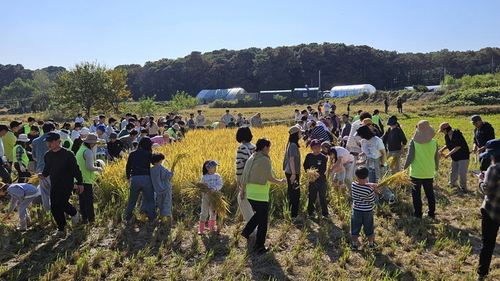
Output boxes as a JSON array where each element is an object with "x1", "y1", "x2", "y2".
[{"x1": 19, "y1": 219, "x2": 27, "y2": 231}]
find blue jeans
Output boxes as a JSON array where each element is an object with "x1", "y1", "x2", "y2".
[
  {"x1": 125, "y1": 175, "x2": 155, "y2": 221},
  {"x1": 351, "y1": 209, "x2": 374, "y2": 238}
]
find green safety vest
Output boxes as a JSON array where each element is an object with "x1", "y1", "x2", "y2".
[
  {"x1": 76, "y1": 145, "x2": 95, "y2": 184},
  {"x1": 409, "y1": 140, "x2": 437, "y2": 179},
  {"x1": 246, "y1": 182, "x2": 271, "y2": 202},
  {"x1": 12, "y1": 144, "x2": 29, "y2": 167}
]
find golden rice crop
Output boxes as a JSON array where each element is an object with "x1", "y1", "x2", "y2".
[
  {"x1": 387, "y1": 153, "x2": 402, "y2": 170},
  {"x1": 305, "y1": 167, "x2": 320, "y2": 182},
  {"x1": 185, "y1": 182, "x2": 230, "y2": 221},
  {"x1": 378, "y1": 170, "x2": 413, "y2": 189}
]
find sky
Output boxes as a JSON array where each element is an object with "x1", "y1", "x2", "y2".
[{"x1": 1, "y1": 0, "x2": 499, "y2": 70}]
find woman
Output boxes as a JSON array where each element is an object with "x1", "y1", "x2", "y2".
[
  {"x1": 125, "y1": 137, "x2": 155, "y2": 223},
  {"x1": 75, "y1": 133, "x2": 103, "y2": 223},
  {"x1": 476, "y1": 139, "x2": 500, "y2": 280},
  {"x1": 283, "y1": 126, "x2": 302, "y2": 221},
  {"x1": 241, "y1": 138, "x2": 287, "y2": 254},
  {"x1": 235, "y1": 127, "x2": 256, "y2": 223},
  {"x1": 357, "y1": 124, "x2": 386, "y2": 183},
  {"x1": 403, "y1": 120, "x2": 439, "y2": 219},
  {"x1": 307, "y1": 120, "x2": 331, "y2": 143}
]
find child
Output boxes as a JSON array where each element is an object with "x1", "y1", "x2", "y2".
[
  {"x1": 303, "y1": 139, "x2": 329, "y2": 219},
  {"x1": 0, "y1": 182, "x2": 40, "y2": 231},
  {"x1": 356, "y1": 124, "x2": 387, "y2": 183},
  {"x1": 150, "y1": 152, "x2": 174, "y2": 222},
  {"x1": 351, "y1": 167, "x2": 378, "y2": 249},
  {"x1": 328, "y1": 146, "x2": 356, "y2": 189},
  {"x1": 198, "y1": 160, "x2": 223, "y2": 234},
  {"x1": 13, "y1": 134, "x2": 32, "y2": 182}
]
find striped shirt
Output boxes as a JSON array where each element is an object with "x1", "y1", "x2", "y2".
[
  {"x1": 480, "y1": 163, "x2": 500, "y2": 223},
  {"x1": 309, "y1": 126, "x2": 330, "y2": 143},
  {"x1": 351, "y1": 181, "x2": 375, "y2": 212},
  {"x1": 235, "y1": 143, "x2": 256, "y2": 178}
]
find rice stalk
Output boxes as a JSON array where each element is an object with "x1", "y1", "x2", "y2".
[
  {"x1": 387, "y1": 153, "x2": 402, "y2": 170},
  {"x1": 305, "y1": 167, "x2": 319, "y2": 182},
  {"x1": 170, "y1": 153, "x2": 187, "y2": 171},
  {"x1": 27, "y1": 175, "x2": 39, "y2": 187},
  {"x1": 378, "y1": 170, "x2": 413, "y2": 189},
  {"x1": 186, "y1": 182, "x2": 230, "y2": 221}
]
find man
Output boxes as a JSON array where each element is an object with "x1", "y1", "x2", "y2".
[
  {"x1": 346, "y1": 111, "x2": 372, "y2": 155},
  {"x1": 32, "y1": 122, "x2": 56, "y2": 211},
  {"x1": 106, "y1": 117, "x2": 118, "y2": 137},
  {"x1": 340, "y1": 114, "x2": 352, "y2": 147},
  {"x1": 472, "y1": 115, "x2": 495, "y2": 171},
  {"x1": 107, "y1": 133, "x2": 124, "y2": 160},
  {"x1": 384, "y1": 98, "x2": 389, "y2": 114},
  {"x1": 329, "y1": 111, "x2": 341, "y2": 137},
  {"x1": 120, "y1": 113, "x2": 132, "y2": 130},
  {"x1": 75, "y1": 113, "x2": 85, "y2": 124},
  {"x1": 39, "y1": 132, "x2": 83, "y2": 238},
  {"x1": 119, "y1": 123, "x2": 135, "y2": 138},
  {"x1": 196, "y1": 110, "x2": 205, "y2": 129},
  {"x1": 220, "y1": 110, "x2": 235, "y2": 127},
  {"x1": 250, "y1": 113, "x2": 262, "y2": 128},
  {"x1": 323, "y1": 101, "x2": 331, "y2": 115},
  {"x1": 0, "y1": 125, "x2": 12, "y2": 183},
  {"x1": 437, "y1": 122, "x2": 470, "y2": 191},
  {"x1": 23, "y1": 117, "x2": 35, "y2": 135},
  {"x1": 3, "y1": 121, "x2": 22, "y2": 164},
  {"x1": 96, "y1": 125, "x2": 109, "y2": 143}
]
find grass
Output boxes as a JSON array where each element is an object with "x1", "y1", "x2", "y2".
[{"x1": 1, "y1": 100, "x2": 500, "y2": 280}]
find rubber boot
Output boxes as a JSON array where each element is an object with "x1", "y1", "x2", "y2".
[
  {"x1": 138, "y1": 213, "x2": 148, "y2": 222},
  {"x1": 161, "y1": 216, "x2": 170, "y2": 223},
  {"x1": 198, "y1": 221, "x2": 205, "y2": 235},
  {"x1": 209, "y1": 220, "x2": 216, "y2": 232}
]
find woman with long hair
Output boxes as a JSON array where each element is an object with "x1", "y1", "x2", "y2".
[{"x1": 283, "y1": 126, "x2": 302, "y2": 221}]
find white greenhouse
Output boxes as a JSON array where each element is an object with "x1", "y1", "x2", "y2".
[
  {"x1": 196, "y1": 87, "x2": 248, "y2": 104},
  {"x1": 327, "y1": 84, "x2": 376, "y2": 98}
]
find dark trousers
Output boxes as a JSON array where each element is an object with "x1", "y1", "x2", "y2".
[
  {"x1": 308, "y1": 180, "x2": 328, "y2": 217},
  {"x1": 285, "y1": 173, "x2": 300, "y2": 218},
  {"x1": 14, "y1": 162, "x2": 31, "y2": 183},
  {"x1": 50, "y1": 188, "x2": 77, "y2": 231},
  {"x1": 480, "y1": 156, "x2": 492, "y2": 172},
  {"x1": 242, "y1": 199, "x2": 269, "y2": 249},
  {"x1": 411, "y1": 177, "x2": 435, "y2": 218},
  {"x1": 79, "y1": 183, "x2": 95, "y2": 222},
  {"x1": 478, "y1": 209, "x2": 500, "y2": 276},
  {"x1": 0, "y1": 164, "x2": 11, "y2": 183}
]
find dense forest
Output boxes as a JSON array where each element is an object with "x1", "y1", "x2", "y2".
[{"x1": 1, "y1": 43, "x2": 499, "y2": 101}]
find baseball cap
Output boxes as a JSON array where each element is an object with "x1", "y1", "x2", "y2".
[
  {"x1": 44, "y1": 132, "x2": 60, "y2": 142},
  {"x1": 0, "y1": 125, "x2": 9, "y2": 132},
  {"x1": 97, "y1": 124, "x2": 106, "y2": 132},
  {"x1": 109, "y1": 133, "x2": 117, "y2": 139},
  {"x1": 480, "y1": 139, "x2": 500, "y2": 158},
  {"x1": 10, "y1": 121, "x2": 22, "y2": 128},
  {"x1": 205, "y1": 160, "x2": 220, "y2": 167},
  {"x1": 310, "y1": 139, "x2": 321, "y2": 147},
  {"x1": 471, "y1": 115, "x2": 482, "y2": 123}
]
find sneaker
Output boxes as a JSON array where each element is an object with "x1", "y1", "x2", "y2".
[
  {"x1": 19, "y1": 219, "x2": 27, "y2": 231},
  {"x1": 351, "y1": 243, "x2": 359, "y2": 250},
  {"x1": 368, "y1": 242, "x2": 377, "y2": 248},
  {"x1": 254, "y1": 246, "x2": 269, "y2": 254},
  {"x1": 308, "y1": 214, "x2": 316, "y2": 220},
  {"x1": 52, "y1": 230, "x2": 66, "y2": 238},
  {"x1": 322, "y1": 215, "x2": 330, "y2": 220},
  {"x1": 241, "y1": 231, "x2": 250, "y2": 239},
  {"x1": 291, "y1": 217, "x2": 301, "y2": 223},
  {"x1": 71, "y1": 211, "x2": 80, "y2": 224},
  {"x1": 476, "y1": 274, "x2": 486, "y2": 281}
]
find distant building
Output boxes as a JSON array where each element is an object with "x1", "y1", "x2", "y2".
[
  {"x1": 196, "y1": 88, "x2": 256, "y2": 104},
  {"x1": 326, "y1": 84, "x2": 376, "y2": 98}
]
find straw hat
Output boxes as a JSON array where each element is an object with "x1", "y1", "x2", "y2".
[{"x1": 413, "y1": 120, "x2": 435, "y2": 144}]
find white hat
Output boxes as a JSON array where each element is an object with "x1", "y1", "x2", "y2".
[
  {"x1": 17, "y1": 134, "x2": 30, "y2": 142},
  {"x1": 80, "y1": 127, "x2": 90, "y2": 135}
]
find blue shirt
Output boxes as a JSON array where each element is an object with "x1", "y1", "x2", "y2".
[{"x1": 31, "y1": 135, "x2": 50, "y2": 172}]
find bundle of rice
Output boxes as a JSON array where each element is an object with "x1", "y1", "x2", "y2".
[
  {"x1": 186, "y1": 182, "x2": 230, "y2": 220},
  {"x1": 170, "y1": 153, "x2": 187, "y2": 171},
  {"x1": 387, "y1": 153, "x2": 402, "y2": 170},
  {"x1": 27, "y1": 175, "x2": 39, "y2": 187},
  {"x1": 305, "y1": 167, "x2": 319, "y2": 182},
  {"x1": 378, "y1": 170, "x2": 413, "y2": 189}
]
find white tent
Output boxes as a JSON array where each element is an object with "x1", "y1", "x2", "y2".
[
  {"x1": 196, "y1": 88, "x2": 248, "y2": 104},
  {"x1": 328, "y1": 84, "x2": 376, "y2": 97}
]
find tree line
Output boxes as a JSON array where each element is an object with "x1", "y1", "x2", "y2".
[{"x1": 1, "y1": 43, "x2": 499, "y2": 105}]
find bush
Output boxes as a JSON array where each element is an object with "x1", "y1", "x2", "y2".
[
  {"x1": 169, "y1": 91, "x2": 199, "y2": 112},
  {"x1": 136, "y1": 95, "x2": 159, "y2": 116}
]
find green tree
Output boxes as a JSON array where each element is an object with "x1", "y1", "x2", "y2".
[
  {"x1": 136, "y1": 95, "x2": 158, "y2": 116},
  {"x1": 0, "y1": 78, "x2": 39, "y2": 112},
  {"x1": 54, "y1": 62, "x2": 130, "y2": 116},
  {"x1": 169, "y1": 90, "x2": 199, "y2": 112}
]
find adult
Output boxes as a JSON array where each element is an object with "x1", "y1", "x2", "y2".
[
  {"x1": 188, "y1": 114, "x2": 196, "y2": 131},
  {"x1": 340, "y1": 114, "x2": 351, "y2": 147},
  {"x1": 72, "y1": 127, "x2": 89, "y2": 155},
  {"x1": 31, "y1": 122, "x2": 56, "y2": 212},
  {"x1": 150, "y1": 132, "x2": 171, "y2": 145},
  {"x1": 147, "y1": 117, "x2": 159, "y2": 137},
  {"x1": 241, "y1": 138, "x2": 287, "y2": 254},
  {"x1": 307, "y1": 120, "x2": 331, "y2": 143},
  {"x1": 283, "y1": 126, "x2": 302, "y2": 221},
  {"x1": 397, "y1": 97, "x2": 403, "y2": 113},
  {"x1": 39, "y1": 132, "x2": 84, "y2": 237},
  {"x1": 89, "y1": 116, "x2": 100, "y2": 133},
  {"x1": 221, "y1": 110, "x2": 235, "y2": 127},
  {"x1": 236, "y1": 113, "x2": 245, "y2": 127},
  {"x1": 346, "y1": 111, "x2": 372, "y2": 155},
  {"x1": 381, "y1": 116, "x2": 407, "y2": 174},
  {"x1": 472, "y1": 115, "x2": 496, "y2": 172},
  {"x1": 403, "y1": 120, "x2": 439, "y2": 219},
  {"x1": 357, "y1": 124, "x2": 386, "y2": 183},
  {"x1": 331, "y1": 145, "x2": 356, "y2": 188},
  {"x1": 384, "y1": 98, "x2": 389, "y2": 114},
  {"x1": 70, "y1": 122, "x2": 82, "y2": 141},
  {"x1": 323, "y1": 101, "x2": 331, "y2": 115},
  {"x1": 294, "y1": 109, "x2": 302, "y2": 121},
  {"x1": 107, "y1": 133, "x2": 124, "y2": 160},
  {"x1": 12, "y1": 134, "x2": 31, "y2": 183},
  {"x1": 437, "y1": 122, "x2": 470, "y2": 191},
  {"x1": 96, "y1": 125, "x2": 109, "y2": 143},
  {"x1": 0, "y1": 125, "x2": 11, "y2": 184},
  {"x1": 329, "y1": 111, "x2": 341, "y2": 137},
  {"x1": 125, "y1": 137, "x2": 155, "y2": 223},
  {"x1": 23, "y1": 117, "x2": 36, "y2": 135},
  {"x1": 119, "y1": 130, "x2": 139, "y2": 152},
  {"x1": 75, "y1": 113, "x2": 85, "y2": 124},
  {"x1": 120, "y1": 113, "x2": 133, "y2": 130},
  {"x1": 371, "y1": 109, "x2": 384, "y2": 134},
  {"x1": 75, "y1": 133, "x2": 103, "y2": 223},
  {"x1": 3, "y1": 121, "x2": 22, "y2": 164},
  {"x1": 196, "y1": 110, "x2": 205, "y2": 129},
  {"x1": 476, "y1": 139, "x2": 500, "y2": 280},
  {"x1": 119, "y1": 123, "x2": 135, "y2": 138},
  {"x1": 235, "y1": 127, "x2": 256, "y2": 223},
  {"x1": 106, "y1": 117, "x2": 118, "y2": 137},
  {"x1": 250, "y1": 113, "x2": 262, "y2": 128}
]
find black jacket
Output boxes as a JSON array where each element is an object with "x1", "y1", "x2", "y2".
[
  {"x1": 474, "y1": 122, "x2": 495, "y2": 148},
  {"x1": 445, "y1": 129, "x2": 470, "y2": 161}
]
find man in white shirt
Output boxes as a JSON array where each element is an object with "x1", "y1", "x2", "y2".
[
  {"x1": 75, "y1": 113, "x2": 84, "y2": 124},
  {"x1": 323, "y1": 101, "x2": 331, "y2": 115},
  {"x1": 220, "y1": 110, "x2": 235, "y2": 126},
  {"x1": 196, "y1": 110, "x2": 205, "y2": 129}
]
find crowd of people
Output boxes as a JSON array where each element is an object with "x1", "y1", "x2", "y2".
[{"x1": 0, "y1": 104, "x2": 499, "y2": 280}]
